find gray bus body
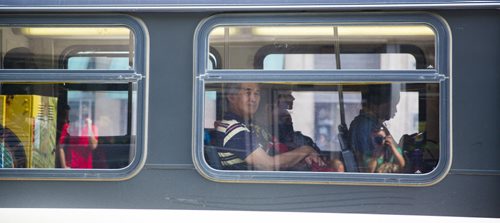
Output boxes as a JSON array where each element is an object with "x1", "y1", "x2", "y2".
[{"x1": 0, "y1": 1, "x2": 499, "y2": 218}]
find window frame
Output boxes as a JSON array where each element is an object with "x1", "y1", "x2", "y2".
[
  {"x1": 0, "y1": 14, "x2": 148, "y2": 180},
  {"x1": 193, "y1": 13, "x2": 451, "y2": 186}
]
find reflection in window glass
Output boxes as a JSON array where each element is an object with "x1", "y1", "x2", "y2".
[
  {"x1": 68, "y1": 56, "x2": 129, "y2": 70},
  {"x1": 0, "y1": 83, "x2": 134, "y2": 169},
  {"x1": 264, "y1": 54, "x2": 417, "y2": 70},
  {"x1": 1, "y1": 27, "x2": 133, "y2": 69},
  {"x1": 203, "y1": 82, "x2": 439, "y2": 174},
  {"x1": 208, "y1": 25, "x2": 435, "y2": 70},
  {"x1": 68, "y1": 90, "x2": 128, "y2": 136}
]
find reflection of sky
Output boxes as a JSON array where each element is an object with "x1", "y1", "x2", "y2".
[
  {"x1": 68, "y1": 90, "x2": 128, "y2": 136},
  {"x1": 263, "y1": 54, "x2": 285, "y2": 70},
  {"x1": 204, "y1": 91, "x2": 217, "y2": 128},
  {"x1": 263, "y1": 53, "x2": 416, "y2": 70},
  {"x1": 385, "y1": 92, "x2": 419, "y2": 142},
  {"x1": 68, "y1": 91, "x2": 127, "y2": 100},
  {"x1": 68, "y1": 57, "x2": 129, "y2": 70},
  {"x1": 291, "y1": 91, "x2": 419, "y2": 151},
  {"x1": 205, "y1": 91, "x2": 217, "y2": 100}
]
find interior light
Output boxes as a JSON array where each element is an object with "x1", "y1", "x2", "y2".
[
  {"x1": 19, "y1": 27, "x2": 130, "y2": 37},
  {"x1": 209, "y1": 27, "x2": 240, "y2": 36},
  {"x1": 250, "y1": 25, "x2": 435, "y2": 36}
]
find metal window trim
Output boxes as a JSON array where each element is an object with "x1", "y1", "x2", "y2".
[
  {"x1": 0, "y1": 14, "x2": 149, "y2": 181},
  {"x1": 193, "y1": 12, "x2": 451, "y2": 186},
  {"x1": 1, "y1": 1, "x2": 500, "y2": 12}
]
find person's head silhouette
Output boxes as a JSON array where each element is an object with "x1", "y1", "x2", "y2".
[{"x1": 3, "y1": 47, "x2": 38, "y2": 69}]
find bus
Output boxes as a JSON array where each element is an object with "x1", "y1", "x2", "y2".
[{"x1": 0, "y1": 1, "x2": 498, "y2": 222}]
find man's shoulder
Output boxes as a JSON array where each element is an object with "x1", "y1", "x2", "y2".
[
  {"x1": 215, "y1": 119, "x2": 249, "y2": 134},
  {"x1": 350, "y1": 113, "x2": 377, "y2": 128}
]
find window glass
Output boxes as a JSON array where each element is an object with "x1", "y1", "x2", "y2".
[
  {"x1": 208, "y1": 25, "x2": 435, "y2": 70},
  {"x1": 0, "y1": 83, "x2": 134, "y2": 169},
  {"x1": 203, "y1": 82, "x2": 439, "y2": 174},
  {"x1": 1, "y1": 27, "x2": 133, "y2": 69},
  {"x1": 68, "y1": 56, "x2": 129, "y2": 70},
  {"x1": 263, "y1": 53, "x2": 417, "y2": 70}
]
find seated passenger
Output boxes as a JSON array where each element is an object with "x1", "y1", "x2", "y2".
[
  {"x1": 368, "y1": 125, "x2": 404, "y2": 173},
  {"x1": 214, "y1": 83, "x2": 326, "y2": 171},
  {"x1": 267, "y1": 88, "x2": 344, "y2": 172},
  {"x1": 2, "y1": 47, "x2": 39, "y2": 95},
  {"x1": 3, "y1": 47, "x2": 38, "y2": 69},
  {"x1": 349, "y1": 84, "x2": 405, "y2": 173},
  {"x1": 0, "y1": 124, "x2": 27, "y2": 168}
]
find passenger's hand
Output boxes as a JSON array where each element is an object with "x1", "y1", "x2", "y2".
[
  {"x1": 85, "y1": 118, "x2": 92, "y2": 125},
  {"x1": 384, "y1": 134, "x2": 395, "y2": 147},
  {"x1": 399, "y1": 133, "x2": 418, "y2": 149},
  {"x1": 304, "y1": 152, "x2": 326, "y2": 167}
]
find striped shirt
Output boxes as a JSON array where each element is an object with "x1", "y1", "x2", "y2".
[{"x1": 214, "y1": 112, "x2": 271, "y2": 170}]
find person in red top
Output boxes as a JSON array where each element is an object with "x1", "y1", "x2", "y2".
[{"x1": 58, "y1": 105, "x2": 98, "y2": 169}]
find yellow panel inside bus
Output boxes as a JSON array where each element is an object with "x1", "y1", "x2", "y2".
[{"x1": 4, "y1": 95, "x2": 57, "y2": 168}]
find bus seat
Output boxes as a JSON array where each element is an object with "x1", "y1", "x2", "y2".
[
  {"x1": 338, "y1": 124, "x2": 359, "y2": 172},
  {"x1": 203, "y1": 128, "x2": 222, "y2": 169},
  {"x1": 204, "y1": 145, "x2": 223, "y2": 170}
]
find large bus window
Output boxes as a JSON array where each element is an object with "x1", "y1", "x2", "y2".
[
  {"x1": 194, "y1": 14, "x2": 450, "y2": 185},
  {"x1": 203, "y1": 82, "x2": 439, "y2": 174}
]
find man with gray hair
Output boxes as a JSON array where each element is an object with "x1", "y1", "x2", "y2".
[{"x1": 214, "y1": 83, "x2": 325, "y2": 170}]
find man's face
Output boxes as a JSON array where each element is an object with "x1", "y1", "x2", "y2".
[
  {"x1": 228, "y1": 83, "x2": 261, "y2": 119},
  {"x1": 379, "y1": 94, "x2": 400, "y2": 121},
  {"x1": 277, "y1": 90, "x2": 295, "y2": 111}
]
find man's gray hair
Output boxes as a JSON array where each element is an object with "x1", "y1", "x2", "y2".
[{"x1": 224, "y1": 83, "x2": 242, "y2": 95}]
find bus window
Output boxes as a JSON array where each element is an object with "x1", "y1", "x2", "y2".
[
  {"x1": 203, "y1": 82, "x2": 439, "y2": 174},
  {"x1": 195, "y1": 14, "x2": 450, "y2": 185},
  {"x1": 0, "y1": 16, "x2": 146, "y2": 180}
]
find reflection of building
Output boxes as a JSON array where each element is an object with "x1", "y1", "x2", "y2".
[
  {"x1": 291, "y1": 92, "x2": 361, "y2": 152},
  {"x1": 291, "y1": 90, "x2": 419, "y2": 152},
  {"x1": 68, "y1": 91, "x2": 128, "y2": 136},
  {"x1": 4, "y1": 95, "x2": 57, "y2": 168},
  {"x1": 0, "y1": 95, "x2": 6, "y2": 167},
  {"x1": 263, "y1": 49, "x2": 418, "y2": 152},
  {"x1": 204, "y1": 83, "x2": 421, "y2": 154}
]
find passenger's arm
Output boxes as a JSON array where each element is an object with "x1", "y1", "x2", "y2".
[
  {"x1": 89, "y1": 136, "x2": 98, "y2": 150},
  {"x1": 303, "y1": 149, "x2": 327, "y2": 167},
  {"x1": 58, "y1": 147, "x2": 69, "y2": 168},
  {"x1": 385, "y1": 135, "x2": 405, "y2": 168},
  {"x1": 87, "y1": 120, "x2": 98, "y2": 150},
  {"x1": 245, "y1": 146, "x2": 316, "y2": 171},
  {"x1": 366, "y1": 146, "x2": 384, "y2": 173},
  {"x1": 366, "y1": 155, "x2": 378, "y2": 173}
]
